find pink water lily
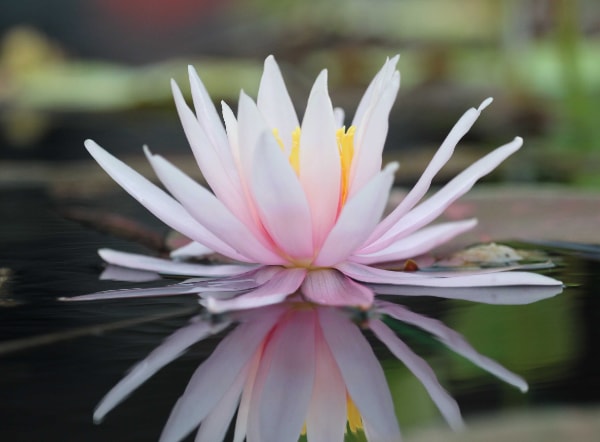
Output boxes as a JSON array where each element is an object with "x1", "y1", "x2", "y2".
[
  {"x1": 91, "y1": 283, "x2": 561, "y2": 442},
  {"x1": 77, "y1": 55, "x2": 561, "y2": 309}
]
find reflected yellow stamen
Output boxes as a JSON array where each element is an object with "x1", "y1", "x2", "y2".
[
  {"x1": 300, "y1": 392, "x2": 364, "y2": 437},
  {"x1": 346, "y1": 393, "x2": 364, "y2": 433},
  {"x1": 337, "y1": 126, "x2": 356, "y2": 206}
]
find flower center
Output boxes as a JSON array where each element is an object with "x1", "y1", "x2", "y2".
[{"x1": 272, "y1": 126, "x2": 356, "y2": 207}]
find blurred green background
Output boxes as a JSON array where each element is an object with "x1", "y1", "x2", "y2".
[{"x1": 0, "y1": 0, "x2": 599, "y2": 186}]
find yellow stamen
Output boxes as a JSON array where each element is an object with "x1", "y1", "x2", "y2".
[
  {"x1": 337, "y1": 126, "x2": 356, "y2": 206},
  {"x1": 289, "y1": 127, "x2": 301, "y2": 175},
  {"x1": 271, "y1": 125, "x2": 356, "y2": 207},
  {"x1": 272, "y1": 127, "x2": 301, "y2": 175},
  {"x1": 272, "y1": 128, "x2": 285, "y2": 151}
]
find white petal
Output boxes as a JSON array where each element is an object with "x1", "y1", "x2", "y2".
[
  {"x1": 378, "y1": 301, "x2": 530, "y2": 392},
  {"x1": 337, "y1": 261, "x2": 563, "y2": 287},
  {"x1": 170, "y1": 241, "x2": 213, "y2": 259},
  {"x1": 221, "y1": 100, "x2": 240, "y2": 165},
  {"x1": 251, "y1": 132, "x2": 314, "y2": 259},
  {"x1": 369, "y1": 98, "x2": 493, "y2": 240},
  {"x1": 145, "y1": 149, "x2": 285, "y2": 265},
  {"x1": 301, "y1": 269, "x2": 373, "y2": 307},
  {"x1": 351, "y1": 55, "x2": 400, "y2": 130},
  {"x1": 349, "y1": 70, "x2": 400, "y2": 197},
  {"x1": 299, "y1": 70, "x2": 341, "y2": 248},
  {"x1": 159, "y1": 311, "x2": 284, "y2": 442},
  {"x1": 333, "y1": 107, "x2": 345, "y2": 128},
  {"x1": 171, "y1": 80, "x2": 247, "y2": 222},
  {"x1": 352, "y1": 219, "x2": 477, "y2": 264},
  {"x1": 99, "y1": 265, "x2": 161, "y2": 282},
  {"x1": 98, "y1": 249, "x2": 254, "y2": 276},
  {"x1": 372, "y1": 284, "x2": 563, "y2": 305},
  {"x1": 370, "y1": 318, "x2": 464, "y2": 430},
  {"x1": 94, "y1": 319, "x2": 230, "y2": 422},
  {"x1": 237, "y1": 92, "x2": 271, "y2": 182},
  {"x1": 187, "y1": 65, "x2": 231, "y2": 156},
  {"x1": 257, "y1": 55, "x2": 299, "y2": 151},
  {"x1": 84, "y1": 140, "x2": 247, "y2": 261},
  {"x1": 318, "y1": 308, "x2": 401, "y2": 438},
  {"x1": 314, "y1": 162, "x2": 397, "y2": 267},
  {"x1": 362, "y1": 137, "x2": 523, "y2": 254}
]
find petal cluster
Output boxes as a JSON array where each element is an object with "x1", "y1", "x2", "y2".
[{"x1": 80, "y1": 55, "x2": 561, "y2": 308}]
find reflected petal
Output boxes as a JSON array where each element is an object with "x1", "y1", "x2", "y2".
[
  {"x1": 377, "y1": 300, "x2": 529, "y2": 392},
  {"x1": 94, "y1": 318, "x2": 230, "y2": 422}
]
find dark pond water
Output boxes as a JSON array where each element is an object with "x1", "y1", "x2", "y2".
[{"x1": 1, "y1": 187, "x2": 599, "y2": 441}]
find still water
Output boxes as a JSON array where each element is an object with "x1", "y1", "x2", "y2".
[{"x1": 1, "y1": 187, "x2": 599, "y2": 441}]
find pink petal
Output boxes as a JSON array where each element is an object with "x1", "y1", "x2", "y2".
[
  {"x1": 171, "y1": 80, "x2": 249, "y2": 224},
  {"x1": 377, "y1": 301, "x2": 530, "y2": 391},
  {"x1": 250, "y1": 132, "x2": 314, "y2": 259},
  {"x1": 314, "y1": 162, "x2": 398, "y2": 267},
  {"x1": 361, "y1": 137, "x2": 523, "y2": 254},
  {"x1": 301, "y1": 268, "x2": 373, "y2": 306},
  {"x1": 249, "y1": 309, "x2": 317, "y2": 442},
  {"x1": 305, "y1": 322, "x2": 347, "y2": 442},
  {"x1": 159, "y1": 309, "x2": 285, "y2": 442},
  {"x1": 145, "y1": 149, "x2": 285, "y2": 265},
  {"x1": 370, "y1": 318, "x2": 464, "y2": 430},
  {"x1": 94, "y1": 319, "x2": 230, "y2": 422},
  {"x1": 352, "y1": 219, "x2": 477, "y2": 264},
  {"x1": 368, "y1": 98, "x2": 493, "y2": 241},
  {"x1": 337, "y1": 261, "x2": 563, "y2": 287},
  {"x1": 257, "y1": 55, "x2": 299, "y2": 152},
  {"x1": 299, "y1": 70, "x2": 341, "y2": 248},
  {"x1": 318, "y1": 308, "x2": 401, "y2": 439},
  {"x1": 203, "y1": 267, "x2": 307, "y2": 313},
  {"x1": 348, "y1": 70, "x2": 400, "y2": 198},
  {"x1": 84, "y1": 140, "x2": 245, "y2": 261}
]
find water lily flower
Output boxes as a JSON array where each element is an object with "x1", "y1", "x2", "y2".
[
  {"x1": 92, "y1": 283, "x2": 561, "y2": 442},
  {"x1": 77, "y1": 55, "x2": 561, "y2": 309}
]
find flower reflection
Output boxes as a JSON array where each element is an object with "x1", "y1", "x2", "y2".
[
  {"x1": 81, "y1": 55, "x2": 561, "y2": 309},
  {"x1": 93, "y1": 284, "x2": 562, "y2": 442}
]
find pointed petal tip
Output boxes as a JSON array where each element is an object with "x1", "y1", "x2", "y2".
[
  {"x1": 314, "y1": 69, "x2": 328, "y2": 88},
  {"x1": 385, "y1": 161, "x2": 400, "y2": 173},
  {"x1": 479, "y1": 97, "x2": 494, "y2": 111},
  {"x1": 84, "y1": 138, "x2": 100, "y2": 152},
  {"x1": 187, "y1": 64, "x2": 201, "y2": 79}
]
